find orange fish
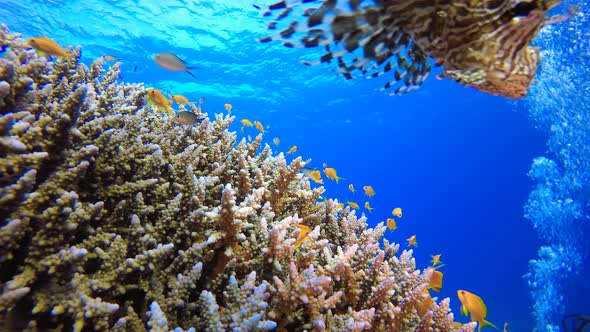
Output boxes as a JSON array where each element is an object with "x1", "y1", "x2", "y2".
[
  {"x1": 392, "y1": 207, "x2": 402, "y2": 218},
  {"x1": 308, "y1": 170, "x2": 323, "y2": 184},
  {"x1": 26, "y1": 36, "x2": 68, "y2": 58},
  {"x1": 273, "y1": 137, "x2": 280, "y2": 146},
  {"x1": 427, "y1": 268, "x2": 443, "y2": 292},
  {"x1": 241, "y1": 119, "x2": 253, "y2": 127},
  {"x1": 364, "y1": 201, "x2": 374, "y2": 213},
  {"x1": 457, "y1": 290, "x2": 496, "y2": 332},
  {"x1": 386, "y1": 218, "x2": 397, "y2": 231},
  {"x1": 146, "y1": 88, "x2": 174, "y2": 116},
  {"x1": 407, "y1": 235, "x2": 417, "y2": 247},
  {"x1": 336, "y1": 203, "x2": 344, "y2": 209},
  {"x1": 254, "y1": 120, "x2": 265, "y2": 133},
  {"x1": 431, "y1": 254, "x2": 443, "y2": 267},
  {"x1": 415, "y1": 288, "x2": 433, "y2": 316},
  {"x1": 348, "y1": 184, "x2": 355, "y2": 193},
  {"x1": 363, "y1": 185, "x2": 375, "y2": 197},
  {"x1": 302, "y1": 167, "x2": 323, "y2": 184},
  {"x1": 323, "y1": 167, "x2": 344, "y2": 183},
  {"x1": 224, "y1": 103, "x2": 233, "y2": 112},
  {"x1": 346, "y1": 201, "x2": 360, "y2": 209},
  {"x1": 287, "y1": 145, "x2": 297, "y2": 154},
  {"x1": 169, "y1": 94, "x2": 191, "y2": 105},
  {"x1": 294, "y1": 224, "x2": 312, "y2": 249}
]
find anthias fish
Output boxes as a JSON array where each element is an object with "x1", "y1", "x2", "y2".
[
  {"x1": 257, "y1": 0, "x2": 568, "y2": 98},
  {"x1": 26, "y1": 36, "x2": 68, "y2": 58}
]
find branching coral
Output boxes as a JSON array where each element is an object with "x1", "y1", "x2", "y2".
[{"x1": 0, "y1": 25, "x2": 472, "y2": 331}]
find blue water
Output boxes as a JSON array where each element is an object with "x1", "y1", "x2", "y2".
[{"x1": 2, "y1": 0, "x2": 588, "y2": 331}]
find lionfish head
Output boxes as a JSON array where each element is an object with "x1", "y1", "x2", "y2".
[{"x1": 442, "y1": 0, "x2": 562, "y2": 98}]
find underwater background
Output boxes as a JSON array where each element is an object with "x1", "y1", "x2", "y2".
[{"x1": 1, "y1": 0, "x2": 588, "y2": 331}]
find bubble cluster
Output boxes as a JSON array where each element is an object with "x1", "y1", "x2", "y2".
[{"x1": 522, "y1": 4, "x2": 589, "y2": 331}]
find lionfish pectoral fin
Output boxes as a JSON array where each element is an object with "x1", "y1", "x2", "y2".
[
  {"x1": 545, "y1": 0, "x2": 563, "y2": 10},
  {"x1": 543, "y1": 5, "x2": 581, "y2": 26}
]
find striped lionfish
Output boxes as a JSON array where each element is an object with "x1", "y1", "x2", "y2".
[{"x1": 256, "y1": 0, "x2": 572, "y2": 98}]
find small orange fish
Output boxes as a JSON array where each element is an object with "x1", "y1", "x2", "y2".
[
  {"x1": 363, "y1": 185, "x2": 375, "y2": 197},
  {"x1": 386, "y1": 218, "x2": 397, "y2": 231},
  {"x1": 346, "y1": 201, "x2": 360, "y2": 209},
  {"x1": 392, "y1": 207, "x2": 402, "y2": 218},
  {"x1": 146, "y1": 88, "x2": 174, "y2": 116},
  {"x1": 427, "y1": 268, "x2": 443, "y2": 292},
  {"x1": 348, "y1": 184, "x2": 355, "y2": 193},
  {"x1": 457, "y1": 290, "x2": 496, "y2": 332},
  {"x1": 294, "y1": 224, "x2": 312, "y2": 249},
  {"x1": 169, "y1": 94, "x2": 191, "y2": 105},
  {"x1": 309, "y1": 170, "x2": 323, "y2": 184},
  {"x1": 254, "y1": 120, "x2": 265, "y2": 133},
  {"x1": 364, "y1": 201, "x2": 374, "y2": 212},
  {"x1": 287, "y1": 145, "x2": 297, "y2": 154},
  {"x1": 323, "y1": 167, "x2": 344, "y2": 183},
  {"x1": 431, "y1": 254, "x2": 443, "y2": 267},
  {"x1": 273, "y1": 137, "x2": 280, "y2": 146},
  {"x1": 241, "y1": 119, "x2": 253, "y2": 127},
  {"x1": 415, "y1": 288, "x2": 433, "y2": 316},
  {"x1": 407, "y1": 235, "x2": 418, "y2": 247},
  {"x1": 224, "y1": 103, "x2": 233, "y2": 112},
  {"x1": 26, "y1": 36, "x2": 68, "y2": 58},
  {"x1": 301, "y1": 167, "x2": 323, "y2": 184},
  {"x1": 336, "y1": 203, "x2": 344, "y2": 209}
]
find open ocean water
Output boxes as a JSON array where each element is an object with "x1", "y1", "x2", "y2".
[{"x1": 1, "y1": 0, "x2": 589, "y2": 331}]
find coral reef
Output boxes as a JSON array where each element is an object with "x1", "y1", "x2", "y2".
[{"x1": 0, "y1": 25, "x2": 474, "y2": 331}]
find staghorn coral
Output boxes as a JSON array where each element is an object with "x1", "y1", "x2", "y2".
[{"x1": 0, "y1": 25, "x2": 473, "y2": 331}]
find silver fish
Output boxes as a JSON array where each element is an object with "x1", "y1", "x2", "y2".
[
  {"x1": 101, "y1": 54, "x2": 119, "y2": 62},
  {"x1": 154, "y1": 52, "x2": 198, "y2": 78}
]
